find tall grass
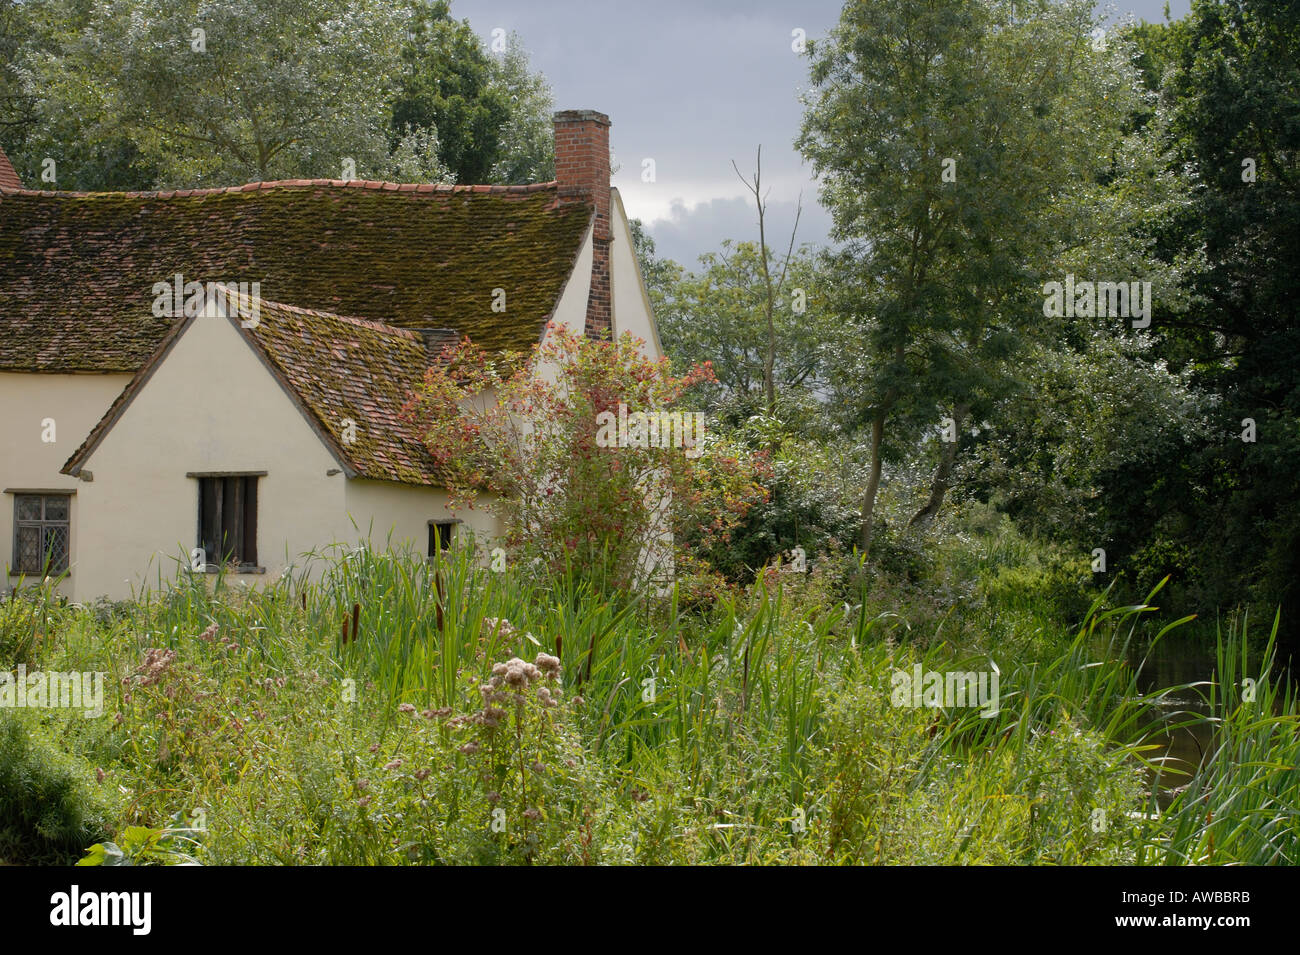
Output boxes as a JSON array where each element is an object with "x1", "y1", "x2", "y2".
[{"x1": 4, "y1": 545, "x2": 1296, "y2": 865}]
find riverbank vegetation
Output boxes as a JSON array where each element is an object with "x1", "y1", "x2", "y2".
[{"x1": 2, "y1": 520, "x2": 1294, "y2": 866}]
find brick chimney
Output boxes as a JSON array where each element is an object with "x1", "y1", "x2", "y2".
[
  {"x1": 0, "y1": 145, "x2": 22, "y2": 190},
  {"x1": 553, "y1": 109, "x2": 611, "y2": 339}
]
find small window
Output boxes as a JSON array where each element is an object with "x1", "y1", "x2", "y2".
[
  {"x1": 428, "y1": 520, "x2": 455, "y2": 558},
  {"x1": 197, "y1": 476, "x2": 259, "y2": 568},
  {"x1": 12, "y1": 493, "x2": 71, "y2": 575}
]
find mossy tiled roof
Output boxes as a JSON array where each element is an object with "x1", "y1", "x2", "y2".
[
  {"x1": 64, "y1": 296, "x2": 450, "y2": 486},
  {"x1": 244, "y1": 299, "x2": 445, "y2": 485},
  {"x1": 1, "y1": 179, "x2": 592, "y2": 371},
  {"x1": 0, "y1": 148, "x2": 21, "y2": 191}
]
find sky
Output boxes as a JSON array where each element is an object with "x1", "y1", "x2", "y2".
[{"x1": 457, "y1": 0, "x2": 1192, "y2": 269}]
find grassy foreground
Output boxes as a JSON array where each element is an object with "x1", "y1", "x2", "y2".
[{"x1": 2, "y1": 541, "x2": 1296, "y2": 866}]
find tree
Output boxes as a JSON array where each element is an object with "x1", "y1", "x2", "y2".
[
  {"x1": 9, "y1": 0, "x2": 412, "y2": 187},
  {"x1": 3, "y1": 0, "x2": 553, "y2": 189},
  {"x1": 654, "y1": 240, "x2": 836, "y2": 436},
  {"x1": 0, "y1": 0, "x2": 37, "y2": 148},
  {"x1": 797, "y1": 0, "x2": 1154, "y2": 553},
  {"x1": 1092, "y1": 1, "x2": 1300, "y2": 632},
  {"x1": 484, "y1": 32, "x2": 555, "y2": 183},
  {"x1": 392, "y1": 5, "x2": 552, "y2": 183},
  {"x1": 731, "y1": 147, "x2": 803, "y2": 416}
]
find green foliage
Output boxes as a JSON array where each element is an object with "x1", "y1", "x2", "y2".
[
  {"x1": 1094, "y1": 0, "x2": 1300, "y2": 638},
  {"x1": 403, "y1": 327, "x2": 769, "y2": 593},
  {"x1": 1, "y1": 0, "x2": 551, "y2": 188},
  {"x1": 392, "y1": 3, "x2": 553, "y2": 183},
  {"x1": 653, "y1": 239, "x2": 840, "y2": 434},
  {"x1": 11, "y1": 540, "x2": 1293, "y2": 866},
  {"x1": 0, "y1": 710, "x2": 112, "y2": 865},
  {"x1": 690, "y1": 439, "x2": 861, "y2": 583},
  {"x1": 79, "y1": 817, "x2": 203, "y2": 866}
]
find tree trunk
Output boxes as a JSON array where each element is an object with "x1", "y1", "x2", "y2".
[
  {"x1": 908, "y1": 403, "x2": 969, "y2": 529},
  {"x1": 859, "y1": 409, "x2": 887, "y2": 555}
]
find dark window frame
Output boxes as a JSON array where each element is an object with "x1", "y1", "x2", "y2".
[
  {"x1": 194, "y1": 474, "x2": 261, "y2": 571},
  {"x1": 428, "y1": 519, "x2": 459, "y2": 559},
  {"x1": 9, "y1": 491, "x2": 73, "y2": 577}
]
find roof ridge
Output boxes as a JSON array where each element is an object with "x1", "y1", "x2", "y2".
[
  {"x1": 0, "y1": 180, "x2": 559, "y2": 199},
  {"x1": 222, "y1": 292, "x2": 425, "y2": 342}
]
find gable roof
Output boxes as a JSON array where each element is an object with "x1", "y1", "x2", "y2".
[
  {"x1": 1, "y1": 179, "x2": 592, "y2": 372},
  {"x1": 63, "y1": 294, "x2": 449, "y2": 487}
]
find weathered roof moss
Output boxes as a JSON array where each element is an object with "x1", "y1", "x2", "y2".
[
  {"x1": 1, "y1": 180, "x2": 591, "y2": 371},
  {"x1": 242, "y1": 299, "x2": 443, "y2": 485}
]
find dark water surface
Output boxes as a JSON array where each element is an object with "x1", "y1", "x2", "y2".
[{"x1": 1130, "y1": 632, "x2": 1296, "y2": 807}]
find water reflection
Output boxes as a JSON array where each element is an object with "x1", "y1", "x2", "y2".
[{"x1": 1129, "y1": 633, "x2": 1295, "y2": 807}]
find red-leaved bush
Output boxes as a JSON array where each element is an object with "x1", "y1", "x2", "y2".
[{"x1": 401, "y1": 324, "x2": 769, "y2": 592}]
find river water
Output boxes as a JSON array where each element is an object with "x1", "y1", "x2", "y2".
[{"x1": 1131, "y1": 632, "x2": 1296, "y2": 806}]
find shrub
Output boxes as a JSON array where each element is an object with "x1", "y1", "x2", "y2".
[
  {"x1": 0, "y1": 711, "x2": 112, "y2": 865},
  {"x1": 402, "y1": 325, "x2": 768, "y2": 593}
]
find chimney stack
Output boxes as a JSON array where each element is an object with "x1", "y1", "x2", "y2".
[
  {"x1": 553, "y1": 109, "x2": 612, "y2": 339},
  {"x1": 0, "y1": 145, "x2": 22, "y2": 190}
]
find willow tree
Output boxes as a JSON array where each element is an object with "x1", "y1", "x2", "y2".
[{"x1": 797, "y1": 0, "x2": 1149, "y2": 553}]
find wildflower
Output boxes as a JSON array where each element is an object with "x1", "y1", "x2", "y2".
[
  {"x1": 536, "y1": 687, "x2": 555, "y2": 707},
  {"x1": 502, "y1": 657, "x2": 540, "y2": 688},
  {"x1": 535, "y1": 653, "x2": 561, "y2": 679},
  {"x1": 531, "y1": 761, "x2": 545, "y2": 774},
  {"x1": 423, "y1": 706, "x2": 451, "y2": 719},
  {"x1": 357, "y1": 796, "x2": 371, "y2": 808},
  {"x1": 368, "y1": 743, "x2": 379, "y2": 753},
  {"x1": 134, "y1": 648, "x2": 178, "y2": 686},
  {"x1": 482, "y1": 617, "x2": 518, "y2": 639},
  {"x1": 523, "y1": 808, "x2": 541, "y2": 821},
  {"x1": 198, "y1": 623, "x2": 219, "y2": 642},
  {"x1": 95, "y1": 768, "x2": 105, "y2": 783},
  {"x1": 384, "y1": 759, "x2": 403, "y2": 771},
  {"x1": 397, "y1": 703, "x2": 417, "y2": 714},
  {"x1": 479, "y1": 706, "x2": 506, "y2": 728},
  {"x1": 356, "y1": 779, "x2": 370, "y2": 790},
  {"x1": 414, "y1": 768, "x2": 431, "y2": 781},
  {"x1": 486, "y1": 791, "x2": 502, "y2": 803},
  {"x1": 459, "y1": 741, "x2": 481, "y2": 755}
]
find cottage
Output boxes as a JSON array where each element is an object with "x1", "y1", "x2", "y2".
[{"x1": 0, "y1": 109, "x2": 663, "y2": 601}]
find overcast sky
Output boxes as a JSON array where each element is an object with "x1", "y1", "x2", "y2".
[{"x1": 457, "y1": 0, "x2": 1192, "y2": 269}]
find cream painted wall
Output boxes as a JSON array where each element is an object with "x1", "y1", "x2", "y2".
[
  {"x1": 0, "y1": 371, "x2": 130, "y2": 599},
  {"x1": 72, "y1": 306, "x2": 346, "y2": 601},
  {"x1": 610, "y1": 189, "x2": 664, "y2": 361},
  {"x1": 343, "y1": 479, "x2": 500, "y2": 558},
  {"x1": 534, "y1": 220, "x2": 594, "y2": 386}
]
